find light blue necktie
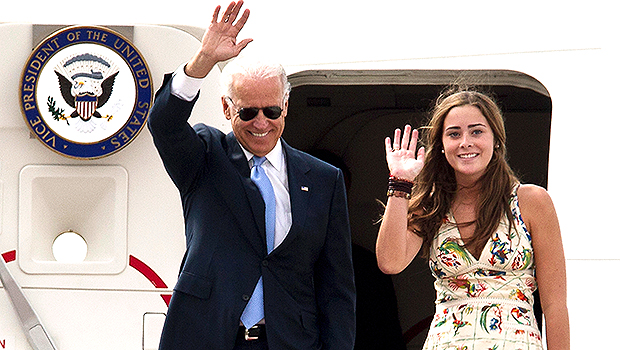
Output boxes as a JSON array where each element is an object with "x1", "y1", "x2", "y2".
[{"x1": 241, "y1": 156, "x2": 276, "y2": 328}]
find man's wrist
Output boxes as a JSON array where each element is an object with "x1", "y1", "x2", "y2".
[
  {"x1": 184, "y1": 54, "x2": 218, "y2": 79},
  {"x1": 170, "y1": 64, "x2": 204, "y2": 101}
]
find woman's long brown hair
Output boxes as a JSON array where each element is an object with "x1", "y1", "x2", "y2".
[{"x1": 409, "y1": 89, "x2": 519, "y2": 259}]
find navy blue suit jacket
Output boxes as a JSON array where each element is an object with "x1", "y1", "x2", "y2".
[{"x1": 148, "y1": 74, "x2": 355, "y2": 349}]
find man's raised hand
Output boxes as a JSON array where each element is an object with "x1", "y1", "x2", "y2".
[{"x1": 186, "y1": 1, "x2": 253, "y2": 78}]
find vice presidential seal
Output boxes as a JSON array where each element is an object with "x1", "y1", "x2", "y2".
[{"x1": 20, "y1": 25, "x2": 153, "y2": 159}]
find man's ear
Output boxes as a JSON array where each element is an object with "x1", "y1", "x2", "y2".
[
  {"x1": 222, "y1": 96, "x2": 231, "y2": 120},
  {"x1": 282, "y1": 99, "x2": 289, "y2": 118}
]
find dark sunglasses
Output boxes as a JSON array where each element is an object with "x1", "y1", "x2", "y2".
[{"x1": 226, "y1": 97, "x2": 283, "y2": 121}]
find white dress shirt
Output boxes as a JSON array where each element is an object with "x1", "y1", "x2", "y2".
[{"x1": 170, "y1": 65, "x2": 293, "y2": 250}]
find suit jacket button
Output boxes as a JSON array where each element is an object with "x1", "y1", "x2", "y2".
[
  {"x1": 262, "y1": 260, "x2": 269, "y2": 267},
  {"x1": 242, "y1": 294, "x2": 250, "y2": 301}
]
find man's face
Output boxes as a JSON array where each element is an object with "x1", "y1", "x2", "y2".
[{"x1": 223, "y1": 75, "x2": 287, "y2": 157}]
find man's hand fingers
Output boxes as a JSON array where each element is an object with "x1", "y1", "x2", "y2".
[
  {"x1": 234, "y1": 9, "x2": 251, "y2": 29},
  {"x1": 212, "y1": 5, "x2": 222, "y2": 24}
]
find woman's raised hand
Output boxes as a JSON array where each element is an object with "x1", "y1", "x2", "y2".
[{"x1": 385, "y1": 125, "x2": 425, "y2": 181}]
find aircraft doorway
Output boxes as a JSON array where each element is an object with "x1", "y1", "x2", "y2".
[{"x1": 283, "y1": 70, "x2": 551, "y2": 350}]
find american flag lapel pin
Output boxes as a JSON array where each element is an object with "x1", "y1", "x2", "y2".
[{"x1": 301, "y1": 186, "x2": 309, "y2": 192}]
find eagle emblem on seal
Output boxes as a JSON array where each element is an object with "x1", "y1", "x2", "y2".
[{"x1": 52, "y1": 53, "x2": 119, "y2": 133}]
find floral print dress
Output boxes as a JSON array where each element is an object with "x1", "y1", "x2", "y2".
[{"x1": 423, "y1": 186, "x2": 543, "y2": 350}]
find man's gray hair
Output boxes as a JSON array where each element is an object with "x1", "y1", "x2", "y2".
[{"x1": 220, "y1": 57, "x2": 291, "y2": 102}]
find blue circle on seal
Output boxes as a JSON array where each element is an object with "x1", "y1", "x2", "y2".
[{"x1": 20, "y1": 25, "x2": 153, "y2": 159}]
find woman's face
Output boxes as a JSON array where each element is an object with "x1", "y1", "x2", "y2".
[{"x1": 441, "y1": 105, "x2": 495, "y2": 184}]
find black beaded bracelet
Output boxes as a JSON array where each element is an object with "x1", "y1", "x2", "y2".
[
  {"x1": 387, "y1": 175, "x2": 414, "y2": 199},
  {"x1": 387, "y1": 188, "x2": 412, "y2": 199}
]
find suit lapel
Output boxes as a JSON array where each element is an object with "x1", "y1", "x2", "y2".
[
  {"x1": 214, "y1": 136, "x2": 313, "y2": 256},
  {"x1": 212, "y1": 133, "x2": 267, "y2": 256},
  {"x1": 273, "y1": 141, "x2": 311, "y2": 253}
]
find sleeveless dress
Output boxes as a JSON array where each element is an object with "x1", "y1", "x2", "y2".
[{"x1": 423, "y1": 186, "x2": 543, "y2": 350}]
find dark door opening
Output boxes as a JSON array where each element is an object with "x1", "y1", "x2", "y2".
[{"x1": 283, "y1": 70, "x2": 551, "y2": 349}]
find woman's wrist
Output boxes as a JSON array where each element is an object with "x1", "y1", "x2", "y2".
[{"x1": 387, "y1": 175, "x2": 415, "y2": 200}]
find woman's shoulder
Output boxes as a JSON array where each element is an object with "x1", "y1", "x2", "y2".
[
  {"x1": 516, "y1": 184, "x2": 556, "y2": 222},
  {"x1": 516, "y1": 184, "x2": 552, "y2": 204}
]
